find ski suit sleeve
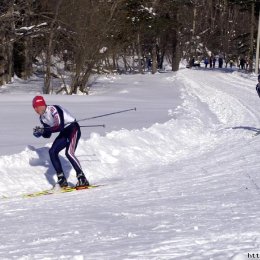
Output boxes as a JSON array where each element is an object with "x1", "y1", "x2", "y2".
[
  {"x1": 43, "y1": 105, "x2": 65, "y2": 136},
  {"x1": 40, "y1": 120, "x2": 52, "y2": 138},
  {"x1": 49, "y1": 105, "x2": 65, "y2": 133}
]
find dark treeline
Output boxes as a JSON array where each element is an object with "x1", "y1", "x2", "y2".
[{"x1": 0, "y1": 0, "x2": 259, "y2": 94}]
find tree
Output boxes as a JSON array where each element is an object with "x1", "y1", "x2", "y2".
[
  {"x1": 1, "y1": 0, "x2": 260, "y2": 89},
  {"x1": 53, "y1": 0, "x2": 125, "y2": 94},
  {"x1": 0, "y1": 0, "x2": 15, "y2": 85}
]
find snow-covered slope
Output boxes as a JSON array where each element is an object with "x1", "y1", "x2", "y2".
[{"x1": 0, "y1": 68, "x2": 259, "y2": 259}]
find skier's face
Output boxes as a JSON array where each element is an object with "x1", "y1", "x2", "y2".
[{"x1": 34, "y1": 105, "x2": 46, "y2": 115}]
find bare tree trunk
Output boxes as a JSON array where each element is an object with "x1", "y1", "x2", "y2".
[
  {"x1": 171, "y1": 5, "x2": 180, "y2": 71},
  {"x1": 137, "y1": 32, "x2": 143, "y2": 74},
  {"x1": 249, "y1": 2, "x2": 255, "y2": 72},
  {"x1": 0, "y1": 37, "x2": 12, "y2": 85},
  {"x1": 22, "y1": 39, "x2": 32, "y2": 80},
  {"x1": 152, "y1": 44, "x2": 158, "y2": 74},
  {"x1": 15, "y1": 1, "x2": 33, "y2": 80},
  {"x1": 112, "y1": 53, "x2": 117, "y2": 71},
  {"x1": 44, "y1": 0, "x2": 63, "y2": 94},
  {"x1": 0, "y1": 49, "x2": 6, "y2": 86},
  {"x1": 192, "y1": 5, "x2": 197, "y2": 36},
  {"x1": 132, "y1": 44, "x2": 135, "y2": 71},
  {"x1": 6, "y1": 43, "x2": 13, "y2": 82},
  {"x1": 7, "y1": 2, "x2": 14, "y2": 82},
  {"x1": 171, "y1": 29, "x2": 180, "y2": 71},
  {"x1": 122, "y1": 50, "x2": 128, "y2": 72},
  {"x1": 0, "y1": 1, "x2": 14, "y2": 85},
  {"x1": 70, "y1": 59, "x2": 82, "y2": 94},
  {"x1": 221, "y1": 0, "x2": 228, "y2": 52}
]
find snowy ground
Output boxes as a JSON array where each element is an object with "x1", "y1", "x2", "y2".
[{"x1": 0, "y1": 67, "x2": 260, "y2": 259}]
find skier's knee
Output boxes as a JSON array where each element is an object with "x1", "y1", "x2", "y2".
[
  {"x1": 49, "y1": 147, "x2": 57, "y2": 158},
  {"x1": 65, "y1": 150, "x2": 72, "y2": 160}
]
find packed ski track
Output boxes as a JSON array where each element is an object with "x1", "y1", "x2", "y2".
[{"x1": 0, "y1": 68, "x2": 260, "y2": 259}]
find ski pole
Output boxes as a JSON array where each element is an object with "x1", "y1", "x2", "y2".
[
  {"x1": 35, "y1": 124, "x2": 105, "y2": 131},
  {"x1": 40, "y1": 108, "x2": 136, "y2": 130},
  {"x1": 80, "y1": 124, "x2": 105, "y2": 128},
  {"x1": 77, "y1": 107, "x2": 137, "y2": 122}
]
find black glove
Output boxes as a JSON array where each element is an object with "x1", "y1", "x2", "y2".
[{"x1": 33, "y1": 126, "x2": 44, "y2": 138}]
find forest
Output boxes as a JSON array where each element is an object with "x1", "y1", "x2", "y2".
[{"x1": 0, "y1": 0, "x2": 259, "y2": 94}]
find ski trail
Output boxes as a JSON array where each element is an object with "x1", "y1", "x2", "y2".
[
  {"x1": 179, "y1": 69, "x2": 260, "y2": 128},
  {"x1": 178, "y1": 70, "x2": 259, "y2": 128}
]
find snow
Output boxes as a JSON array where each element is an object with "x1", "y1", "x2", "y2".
[{"x1": 0, "y1": 67, "x2": 260, "y2": 259}]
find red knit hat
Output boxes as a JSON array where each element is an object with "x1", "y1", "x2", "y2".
[{"x1": 32, "y1": 96, "x2": 46, "y2": 108}]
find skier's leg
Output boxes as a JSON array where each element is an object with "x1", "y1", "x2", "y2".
[
  {"x1": 65, "y1": 126, "x2": 82, "y2": 173},
  {"x1": 49, "y1": 135, "x2": 68, "y2": 186},
  {"x1": 65, "y1": 125, "x2": 89, "y2": 186}
]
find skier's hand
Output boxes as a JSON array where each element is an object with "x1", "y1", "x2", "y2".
[{"x1": 33, "y1": 126, "x2": 44, "y2": 138}]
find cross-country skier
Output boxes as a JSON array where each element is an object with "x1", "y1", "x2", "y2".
[
  {"x1": 256, "y1": 75, "x2": 260, "y2": 98},
  {"x1": 32, "y1": 95, "x2": 89, "y2": 188}
]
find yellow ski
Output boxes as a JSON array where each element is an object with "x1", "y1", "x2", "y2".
[{"x1": 23, "y1": 185, "x2": 101, "y2": 198}]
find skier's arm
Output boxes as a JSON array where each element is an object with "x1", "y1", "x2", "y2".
[
  {"x1": 41, "y1": 121, "x2": 52, "y2": 138},
  {"x1": 48, "y1": 105, "x2": 65, "y2": 133},
  {"x1": 42, "y1": 106, "x2": 65, "y2": 135}
]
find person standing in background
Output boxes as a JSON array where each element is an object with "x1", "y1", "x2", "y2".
[{"x1": 256, "y1": 75, "x2": 260, "y2": 98}]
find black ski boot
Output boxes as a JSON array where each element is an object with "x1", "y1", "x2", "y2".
[
  {"x1": 57, "y1": 172, "x2": 68, "y2": 187},
  {"x1": 76, "y1": 172, "x2": 89, "y2": 187}
]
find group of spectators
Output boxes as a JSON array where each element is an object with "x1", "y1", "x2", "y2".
[{"x1": 189, "y1": 55, "x2": 251, "y2": 70}]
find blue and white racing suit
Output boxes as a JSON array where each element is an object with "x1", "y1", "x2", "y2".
[{"x1": 40, "y1": 105, "x2": 82, "y2": 174}]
